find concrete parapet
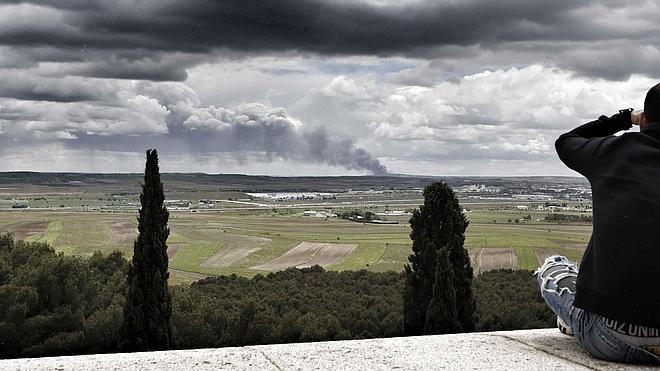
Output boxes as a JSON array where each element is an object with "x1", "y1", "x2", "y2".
[{"x1": 0, "y1": 329, "x2": 655, "y2": 370}]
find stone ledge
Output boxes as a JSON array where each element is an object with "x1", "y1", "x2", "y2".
[{"x1": 0, "y1": 329, "x2": 655, "y2": 370}]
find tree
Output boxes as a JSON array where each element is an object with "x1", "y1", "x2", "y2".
[
  {"x1": 402, "y1": 182, "x2": 475, "y2": 335},
  {"x1": 0, "y1": 234, "x2": 128, "y2": 358},
  {"x1": 424, "y1": 248, "x2": 460, "y2": 333},
  {"x1": 121, "y1": 149, "x2": 172, "y2": 350}
]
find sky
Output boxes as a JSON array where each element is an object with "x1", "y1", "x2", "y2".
[{"x1": 0, "y1": 0, "x2": 659, "y2": 176}]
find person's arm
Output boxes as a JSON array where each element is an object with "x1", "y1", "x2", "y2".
[{"x1": 555, "y1": 111, "x2": 633, "y2": 176}]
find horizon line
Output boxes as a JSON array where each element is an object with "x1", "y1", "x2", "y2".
[{"x1": 0, "y1": 170, "x2": 585, "y2": 179}]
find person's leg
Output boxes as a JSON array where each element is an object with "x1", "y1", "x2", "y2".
[
  {"x1": 536, "y1": 255, "x2": 660, "y2": 364},
  {"x1": 535, "y1": 255, "x2": 580, "y2": 333},
  {"x1": 576, "y1": 312, "x2": 660, "y2": 364}
]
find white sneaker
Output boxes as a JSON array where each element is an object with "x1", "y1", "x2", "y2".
[{"x1": 557, "y1": 316, "x2": 573, "y2": 336}]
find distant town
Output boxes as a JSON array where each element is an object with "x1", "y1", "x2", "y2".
[{"x1": 0, "y1": 173, "x2": 591, "y2": 214}]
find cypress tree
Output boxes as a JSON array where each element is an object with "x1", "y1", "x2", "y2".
[
  {"x1": 121, "y1": 149, "x2": 172, "y2": 350},
  {"x1": 424, "y1": 248, "x2": 460, "y2": 333},
  {"x1": 403, "y1": 182, "x2": 475, "y2": 335},
  {"x1": 449, "y1": 218, "x2": 476, "y2": 332}
]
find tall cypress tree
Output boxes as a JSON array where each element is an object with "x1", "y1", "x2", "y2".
[
  {"x1": 403, "y1": 182, "x2": 475, "y2": 335},
  {"x1": 448, "y1": 213, "x2": 476, "y2": 333},
  {"x1": 424, "y1": 248, "x2": 460, "y2": 333},
  {"x1": 121, "y1": 149, "x2": 172, "y2": 350}
]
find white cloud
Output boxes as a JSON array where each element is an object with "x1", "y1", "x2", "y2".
[
  {"x1": 181, "y1": 103, "x2": 303, "y2": 132},
  {"x1": 365, "y1": 65, "x2": 654, "y2": 161},
  {"x1": 133, "y1": 81, "x2": 304, "y2": 133},
  {"x1": 323, "y1": 76, "x2": 372, "y2": 98},
  {"x1": 0, "y1": 52, "x2": 656, "y2": 175},
  {"x1": 0, "y1": 90, "x2": 170, "y2": 138}
]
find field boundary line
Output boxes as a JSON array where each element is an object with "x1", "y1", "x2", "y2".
[{"x1": 373, "y1": 243, "x2": 388, "y2": 264}]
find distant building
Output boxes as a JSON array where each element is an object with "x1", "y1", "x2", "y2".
[
  {"x1": 367, "y1": 220, "x2": 399, "y2": 225},
  {"x1": 512, "y1": 194, "x2": 554, "y2": 201},
  {"x1": 303, "y1": 211, "x2": 337, "y2": 218},
  {"x1": 376, "y1": 210, "x2": 411, "y2": 216},
  {"x1": 165, "y1": 200, "x2": 192, "y2": 209}
]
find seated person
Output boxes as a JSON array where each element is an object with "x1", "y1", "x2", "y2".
[{"x1": 537, "y1": 83, "x2": 660, "y2": 364}]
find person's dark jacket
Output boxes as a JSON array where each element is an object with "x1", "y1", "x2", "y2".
[{"x1": 556, "y1": 112, "x2": 660, "y2": 328}]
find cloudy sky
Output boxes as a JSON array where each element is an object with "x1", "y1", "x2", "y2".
[{"x1": 0, "y1": 0, "x2": 658, "y2": 176}]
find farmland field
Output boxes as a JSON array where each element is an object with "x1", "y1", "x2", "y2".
[
  {"x1": 468, "y1": 248, "x2": 517, "y2": 275},
  {"x1": 0, "y1": 207, "x2": 591, "y2": 283},
  {"x1": 252, "y1": 242, "x2": 357, "y2": 271},
  {"x1": 0, "y1": 173, "x2": 593, "y2": 284}
]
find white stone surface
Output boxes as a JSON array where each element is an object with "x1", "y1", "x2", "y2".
[{"x1": 0, "y1": 329, "x2": 656, "y2": 370}]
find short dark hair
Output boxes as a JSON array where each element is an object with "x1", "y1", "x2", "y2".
[{"x1": 644, "y1": 83, "x2": 660, "y2": 123}]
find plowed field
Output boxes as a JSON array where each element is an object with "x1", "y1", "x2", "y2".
[
  {"x1": 0, "y1": 221, "x2": 48, "y2": 240},
  {"x1": 468, "y1": 247, "x2": 517, "y2": 276},
  {"x1": 252, "y1": 242, "x2": 357, "y2": 271},
  {"x1": 105, "y1": 221, "x2": 136, "y2": 245},
  {"x1": 201, "y1": 234, "x2": 272, "y2": 268}
]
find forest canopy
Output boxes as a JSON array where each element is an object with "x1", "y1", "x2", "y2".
[{"x1": 0, "y1": 235, "x2": 554, "y2": 358}]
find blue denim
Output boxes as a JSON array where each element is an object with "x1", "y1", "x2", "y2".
[{"x1": 536, "y1": 255, "x2": 660, "y2": 365}]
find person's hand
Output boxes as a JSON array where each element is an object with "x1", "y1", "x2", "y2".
[
  {"x1": 632, "y1": 110, "x2": 643, "y2": 126},
  {"x1": 617, "y1": 108, "x2": 634, "y2": 128}
]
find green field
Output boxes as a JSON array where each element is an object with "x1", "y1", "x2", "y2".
[{"x1": 0, "y1": 207, "x2": 591, "y2": 283}]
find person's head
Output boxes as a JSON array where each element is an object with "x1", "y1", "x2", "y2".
[{"x1": 642, "y1": 83, "x2": 660, "y2": 128}]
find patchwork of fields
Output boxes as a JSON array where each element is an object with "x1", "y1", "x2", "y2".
[{"x1": 0, "y1": 209, "x2": 591, "y2": 284}]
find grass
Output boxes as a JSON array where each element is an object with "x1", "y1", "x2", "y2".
[
  {"x1": 466, "y1": 224, "x2": 589, "y2": 249},
  {"x1": 329, "y1": 243, "x2": 386, "y2": 271},
  {"x1": 168, "y1": 232, "x2": 188, "y2": 244},
  {"x1": 468, "y1": 211, "x2": 548, "y2": 224},
  {"x1": 514, "y1": 246, "x2": 540, "y2": 270},
  {"x1": 557, "y1": 247, "x2": 584, "y2": 263},
  {"x1": 25, "y1": 221, "x2": 62, "y2": 245},
  {"x1": 169, "y1": 242, "x2": 224, "y2": 272},
  {"x1": 0, "y1": 208, "x2": 591, "y2": 278},
  {"x1": 231, "y1": 238, "x2": 299, "y2": 269},
  {"x1": 366, "y1": 243, "x2": 410, "y2": 272},
  {"x1": 53, "y1": 218, "x2": 111, "y2": 254}
]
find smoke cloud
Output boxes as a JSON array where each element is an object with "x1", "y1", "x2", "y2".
[
  {"x1": 0, "y1": 78, "x2": 388, "y2": 174},
  {"x1": 135, "y1": 82, "x2": 390, "y2": 174}
]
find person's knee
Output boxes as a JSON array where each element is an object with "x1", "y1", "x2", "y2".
[{"x1": 536, "y1": 255, "x2": 579, "y2": 318}]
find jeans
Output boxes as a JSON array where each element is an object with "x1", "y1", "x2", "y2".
[{"x1": 536, "y1": 255, "x2": 660, "y2": 364}]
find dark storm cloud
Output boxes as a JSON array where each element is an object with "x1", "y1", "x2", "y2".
[
  {"x1": 1, "y1": 0, "x2": 658, "y2": 175},
  {"x1": 557, "y1": 41, "x2": 660, "y2": 81},
  {"x1": 0, "y1": 86, "x2": 96, "y2": 103},
  {"x1": 73, "y1": 55, "x2": 194, "y2": 82},
  {"x1": 0, "y1": 72, "x2": 118, "y2": 102},
  {"x1": 0, "y1": 1, "x2": 599, "y2": 52},
  {"x1": 1, "y1": 1, "x2": 659, "y2": 80}
]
